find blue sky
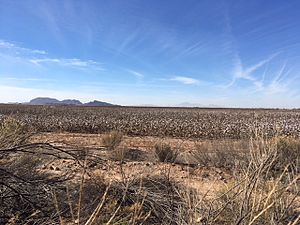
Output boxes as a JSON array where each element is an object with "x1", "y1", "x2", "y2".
[{"x1": 0, "y1": 0, "x2": 300, "y2": 107}]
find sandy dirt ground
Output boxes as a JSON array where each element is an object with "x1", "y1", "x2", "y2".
[{"x1": 30, "y1": 132, "x2": 234, "y2": 196}]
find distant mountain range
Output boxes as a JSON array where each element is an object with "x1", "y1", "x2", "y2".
[
  {"x1": 18, "y1": 98, "x2": 220, "y2": 108},
  {"x1": 27, "y1": 97, "x2": 117, "y2": 106}
]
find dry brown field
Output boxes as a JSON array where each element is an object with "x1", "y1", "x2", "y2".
[
  {"x1": 1, "y1": 104, "x2": 300, "y2": 139},
  {"x1": 0, "y1": 105, "x2": 299, "y2": 224}
]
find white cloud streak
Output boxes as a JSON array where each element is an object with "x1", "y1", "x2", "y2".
[
  {"x1": 227, "y1": 52, "x2": 279, "y2": 88},
  {"x1": 127, "y1": 69, "x2": 144, "y2": 78},
  {"x1": 263, "y1": 63, "x2": 295, "y2": 95},
  {"x1": 170, "y1": 76, "x2": 200, "y2": 85},
  {"x1": 0, "y1": 39, "x2": 47, "y2": 55},
  {"x1": 30, "y1": 58, "x2": 103, "y2": 70},
  {"x1": 221, "y1": 8, "x2": 298, "y2": 100},
  {"x1": 222, "y1": 8, "x2": 285, "y2": 93},
  {"x1": 0, "y1": 40, "x2": 103, "y2": 70}
]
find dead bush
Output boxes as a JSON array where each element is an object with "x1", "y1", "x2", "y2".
[
  {"x1": 248, "y1": 136, "x2": 300, "y2": 180},
  {"x1": 154, "y1": 142, "x2": 178, "y2": 163},
  {"x1": 0, "y1": 150, "x2": 65, "y2": 224},
  {"x1": 101, "y1": 131, "x2": 123, "y2": 150},
  {"x1": 110, "y1": 147, "x2": 146, "y2": 162},
  {"x1": 0, "y1": 117, "x2": 32, "y2": 149},
  {"x1": 109, "y1": 146, "x2": 129, "y2": 162},
  {"x1": 56, "y1": 173, "x2": 187, "y2": 224},
  {"x1": 192, "y1": 140, "x2": 249, "y2": 170},
  {"x1": 190, "y1": 137, "x2": 300, "y2": 225},
  {"x1": 205, "y1": 164, "x2": 299, "y2": 224},
  {"x1": 123, "y1": 175, "x2": 189, "y2": 224},
  {"x1": 275, "y1": 136, "x2": 300, "y2": 173}
]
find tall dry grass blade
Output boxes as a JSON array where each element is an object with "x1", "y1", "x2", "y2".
[
  {"x1": 249, "y1": 202, "x2": 275, "y2": 225},
  {"x1": 77, "y1": 154, "x2": 87, "y2": 225},
  {"x1": 66, "y1": 185, "x2": 75, "y2": 223},
  {"x1": 52, "y1": 190, "x2": 64, "y2": 225},
  {"x1": 289, "y1": 213, "x2": 300, "y2": 225},
  {"x1": 84, "y1": 184, "x2": 110, "y2": 225}
]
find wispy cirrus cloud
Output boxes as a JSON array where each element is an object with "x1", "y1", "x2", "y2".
[
  {"x1": 30, "y1": 58, "x2": 103, "y2": 70},
  {"x1": 232, "y1": 60, "x2": 300, "y2": 106},
  {"x1": 170, "y1": 76, "x2": 200, "y2": 85},
  {"x1": 221, "y1": 6, "x2": 298, "y2": 100},
  {"x1": 221, "y1": 8, "x2": 281, "y2": 91},
  {"x1": 1, "y1": 76, "x2": 55, "y2": 82},
  {"x1": 262, "y1": 63, "x2": 296, "y2": 95},
  {"x1": 0, "y1": 40, "x2": 103, "y2": 70},
  {"x1": 0, "y1": 39, "x2": 46, "y2": 55},
  {"x1": 226, "y1": 52, "x2": 279, "y2": 88},
  {"x1": 127, "y1": 69, "x2": 144, "y2": 78},
  {"x1": 0, "y1": 40, "x2": 18, "y2": 49}
]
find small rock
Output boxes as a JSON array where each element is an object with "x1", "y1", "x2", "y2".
[
  {"x1": 89, "y1": 162, "x2": 97, "y2": 168},
  {"x1": 202, "y1": 172, "x2": 209, "y2": 178},
  {"x1": 196, "y1": 216, "x2": 206, "y2": 223},
  {"x1": 215, "y1": 168, "x2": 222, "y2": 174}
]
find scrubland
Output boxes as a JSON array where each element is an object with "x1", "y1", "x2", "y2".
[{"x1": 0, "y1": 105, "x2": 299, "y2": 224}]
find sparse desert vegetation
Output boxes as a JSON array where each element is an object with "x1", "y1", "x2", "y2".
[
  {"x1": 2, "y1": 0, "x2": 300, "y2": 224},
  {"x1": 0, "y1": 105, "x2": 299, "y2": 224}
]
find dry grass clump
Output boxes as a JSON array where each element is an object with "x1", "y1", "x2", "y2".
[
  {"x1": 275, "y1": 136, "x2": 300, "y2": 173},
  {"x1": 46, "y1": 173, "x2": 189, "y2": 224},
  {"x1": 96, "y1": 175, "x2": 195, "y2": 224},
  {"x1": 154, "y1": 142, "x2": 178, "y2": 163},
  {"x1": 192, "y1": 136, "x2": 300, "y2": 173},
  {"x1": 0, "y1": 117, "x2": 32, "y2": 149},
  {"x1": 215, "y1": 173, "x2": 298, "y2": 223},
  {"x1": 110, "y1": 147, "x2": 146, "y2": 162},
  {"x1": 191, "y1": 136, "x2": 300, "y2": 225},
  {"x1": 109, "y1": 146, "x2": 129, "y2": 162},
  {"x1": 248, "y1": 136, "x2": 300, "y2": 179},
  {"x1": 0, "y1": 150, "x2": 64, "y2": 224},
  {"x1": 126, "y1": 175, "x2": 187, "y2": 224},
  {"x1": 182, "y1": 136, "x2": 300, "y2": 225},
  {"x1": 101, "y1": 131, "x2": 123, "y2": 150},
  {"x1": 0, "y1": 119, "x2": 71, "y2": 224},
  {"x1": 192, "y1": 140, "x2": 249, "y2": 170},
  {"x1": 209, "y1": 175, "x2": 298, "y2": 224}
]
